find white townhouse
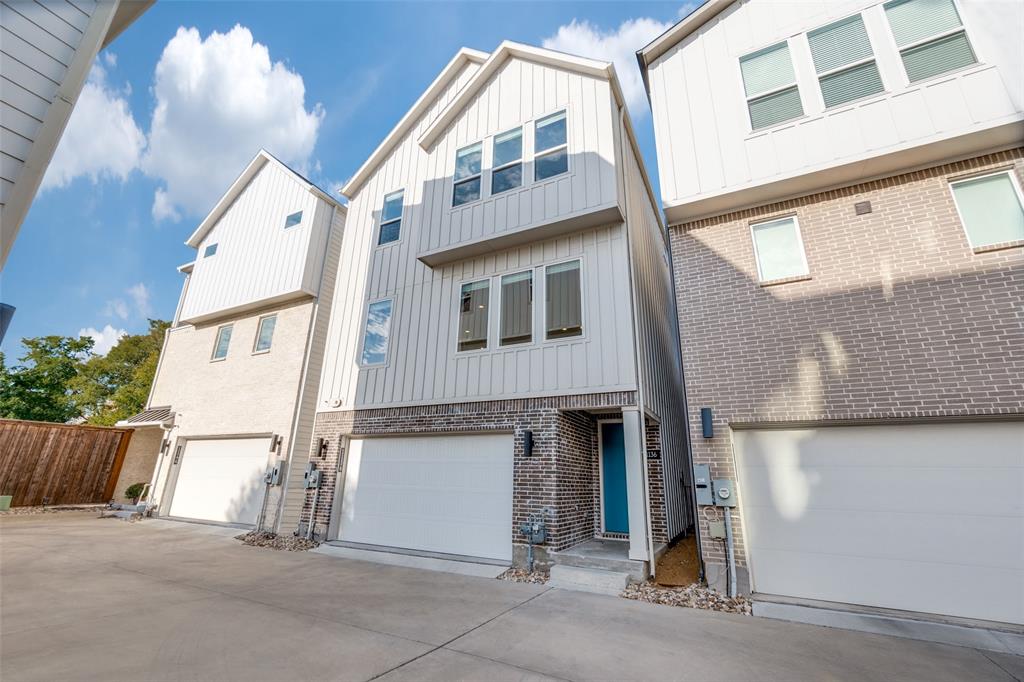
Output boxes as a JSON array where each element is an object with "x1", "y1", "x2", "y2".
[
  {"x1": 639, "y1": 0, "x2": 1023, "y2": 628},
  {"x1": 118, "y1": 150, "x2": 346, "y2": 532},
  {"x1": 290, "y1": 42, "x2": 692, "y2": 578}
]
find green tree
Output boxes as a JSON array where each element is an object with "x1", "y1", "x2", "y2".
[{"x1": 0, "y1": 336, "x2": 93, "y2": 423}]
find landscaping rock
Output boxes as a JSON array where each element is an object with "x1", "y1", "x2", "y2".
[
  {"x1": 0, "y1": 504, "x2": 108, "y2": 516},
  {"x1": 497, "y1": 568, "x2": 549, "y2": 584},
  {"x1": 236, "y1": 530, "x2": 319, "y2": 551},
  {"x1": 622, "y1": 580, "x2": 751, "y2": 615}
]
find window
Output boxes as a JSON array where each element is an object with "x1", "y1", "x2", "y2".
[
  {"x1": 211, "y1": 324, "x2": 232, "y2": 360},
  {"x1": 453, "y1": 142, "x2": 482, "y2": 206},
  {"x1": 750, "y1": 216, "x2": 809, "y2": 282},
  {"x1": 884, "y1": 0, "x2": 976, "y2": 83},
  {"x1": 950, "y1": 172, "x2": 1024, "y2": 249},
  {"x1": 740, "y1": 41, "x2": 804, "y2": 130},
  {"x1": 545, "y1": 260, "x2": 582, "y2": 340},
  {"x1": 204, "y1": 243, "x2": 218, "y2": 258},
  {"x1": 492, "y1": 127, "x2": 523, "y2": 194},
  {"x1": 500, "y1": 271, "x2": 532, "y2": 346},
  {"x1": 457, "y1": 280, "x2": 489, "y2": 351},
  {"x1": 361, "y1": 300, "x2": 393, "y2": 365},
  {"x1": 379, "y1": 190, "x2": 403, "y2": 245},
  {"x1": 808, "y1": 14, "x2": 884, "y2": 108},
  {"x1": 284, "y1": 211, "x2": 303, "y2": 229},
  {"x1": 253, "y1": 314, "x2": 277, "y2": 353},
  {"x1": 535, "y1": 111, "x2": 568, "y2": 181}
]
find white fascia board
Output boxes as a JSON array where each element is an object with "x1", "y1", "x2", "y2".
[
  {"x1": 177, "y1": 261, "x2": 195, "y2": 274},
  {"x1": 637, "y1": 0, "x2": 735, "y2": 70},
  {"x1": 340, "y1": 47, "x2": 490, "y2": 199}
]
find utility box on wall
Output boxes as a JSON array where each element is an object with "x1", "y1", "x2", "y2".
[{"x1": 693, "y1": 464, "x2": 713, "y2": 505}]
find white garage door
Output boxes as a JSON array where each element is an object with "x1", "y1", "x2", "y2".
[
  {"x1": 734, "y1": 422, "x2": 1024, "y2": 625},
  {"x1": 338, "y1": 434, "x2": 513, "y2": 562},
  {"x1": 168, "y1": 437, "x2": 271, "y2": 525}
]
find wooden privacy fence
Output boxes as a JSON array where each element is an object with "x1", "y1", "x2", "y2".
[{"x1": 0, "y1": 419, "x2": 133, "y2": 507}]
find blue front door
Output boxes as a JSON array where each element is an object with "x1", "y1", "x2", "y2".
[{"x1": 601, "y1": 422, "x2": 629, "y2": 534}]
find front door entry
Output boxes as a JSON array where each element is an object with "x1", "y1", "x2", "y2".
[{"x1": 600, "y1": 421, "x2": 629, "y2": 534}]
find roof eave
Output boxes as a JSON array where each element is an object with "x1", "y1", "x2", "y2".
[{"x1": 638, "y1": 0, "x2": 735, "y2": 69}]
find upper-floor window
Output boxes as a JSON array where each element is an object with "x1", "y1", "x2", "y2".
[
  {"x1": 492, "y1": 127, "x2": 523, "y2": 194},
  {"x1": 884, "y1": 0, "x2": 976, "y2": 83},
  {"x1": 253, "y1": 314, "x2": 277, "y2": 353},
  {"x1": 500, "y1": 271, "x2": 532, "y2": 346},
  {"x1": 453, "y1": 142, "x2": 482, "y2": 206},
  {"x1": 361, "y1": 299, "x2": 393, "y2": 365},
  {"x1": 546, "y1": 260, "x2": 582, "y2": 339},
  {"x1": 211, "y1": 324, "x2": 232, "y2": 361},
  {"x1": 750, "y1": 216, "x2": 809, "y2": 282},
  {"x1": 950, "y1": 171, "x2": 1024, "y2": 249},
  {"x1": 808, "y1": 14, "x2": 884, "y2": 108},
  {"x1": 284, "y1": 211, "x2": 303, "y2": 229},
  {"x1": 740, "y1": 41, "x2": 803, "y2": 131},
  {"x1": 204, "y1": 243, "x2": 218, "y2": 258},
  {"x1": 458, "y1": 279, "x2": 490, "y2": 351},
  {"x1": 535, "y1": 111, "x2": 568, "y2": 181},
  {"x1": 379, "y1": 190, "x2": 404, "y2": 245}
]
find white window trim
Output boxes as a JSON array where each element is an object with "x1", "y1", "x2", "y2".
[
  {"x1": 807, "y1": 13, "x2": 887, "y2": 111},
  {"x1": 491, "y1": 126, "x2": 524, "y2": 196},
  {"x1": 452, "y1": 141, "x2": 484, "y2": 207},
  {"x1": 948, "y1": 169, "x2": 1024, "y2": 251},
  {"x1": 882, "y1": 0, "x2": 980, "y2": 86},
  {"x1": 498, "y1": 269, "x2": 533, "y2": 348},
  {"x1": 284, "y1": 210, "x2": 303, "y2": 229},
  {"x1": 378, "y1": 190, "x2": 405, "y2": 247},
  {"x1": 210, "y1": 324, "x2": 232, "y2": 362},
  {"x1": 597, "y1": 417, "x2": 625, "y2": 536},
  {"x1": 252, "y1": 314, "x2": 277, "y2": 355},
  {"x1": 204, "y1": 243, "x2": 218, "y2": 258},
  {"x1": 738, "y1": 39, "x2": 803, "y2": 133},
  {"x1": 533, "y1": 109, "x2": 570, "y2": 182},
  {"x1": 359, "y1": 297, "x2": 395, "y2": 367},
  {"x1": 749, "y1": 215, "x2": 811, "y2": 283},
  {"x1": 542, "y1": 256, "x2": 585, "y2": 342},
  {"x1": 454, "y1": 277, "x2": 492, "y2": 354}
]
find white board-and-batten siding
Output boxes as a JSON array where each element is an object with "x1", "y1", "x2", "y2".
[
  {"x1": 648, "y1": 0, "x2": 1024, "y2": 212},
  {"x1": 317, "y1": 56, "x2": 635, "y2": 411},
  {"x1": 179, "y1": 162, "x2": 333, "y2": 323}
]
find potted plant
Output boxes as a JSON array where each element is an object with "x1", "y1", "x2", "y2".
[{"x1": 124, "y1": 482, "x2": 147, "y2": 505}]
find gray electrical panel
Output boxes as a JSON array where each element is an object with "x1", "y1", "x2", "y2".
[
  {"x1": 693, "y1": 464, "x2": 713, "y2": 506},
  {"x1": 712, "y1": 478, "x2": 736, "y2": 507},
  {"x1": 303, "y1": 462, "x2": 321, "y2": 489},
  {"x1": 265, "y1": 461, "x2": 284, "y2": 486}
]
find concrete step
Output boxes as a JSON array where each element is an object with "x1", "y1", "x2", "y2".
[
  {"x1": 549, "y1": 565, "x2": 630, "y2": 596},
  {"x1": 100, "y1": 510, "x2": 141, "y2": 521},
  {"x1": 549, "y1": 540, "x2": 649, "y2": 581}
]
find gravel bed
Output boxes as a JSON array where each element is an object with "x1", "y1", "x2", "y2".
[
  {"x1": 622, "y1": 581, "x2": 751, "y2": 615},
  {"x1": 0, "y1": 504, "x2": 108, "y2": 516},
  {"x1": 236, "y1": 530, "x2": 319, "y2": 551},
  {"x1": 497, "y1": 568, "x2": 549, "y2": 584}
]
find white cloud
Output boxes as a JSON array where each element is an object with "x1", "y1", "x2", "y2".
[
  {"x1": 79, "y1": 325, "x2": 127, "y2": 355},
  {"x1": 41, "y1": 64, "x2": 146, "y2": 190},
  {"x1": 104, "y1": 299, "x2": 129, "y2": 320},
  {"x1": 543, "y1": 6, "x2": 692, "y2": 115},
  {"x1": 143, "y1": 25, "x2": 324, "y2": 221},
  {"x1": 127, "y1": 282, "x2": 151, "y2": 317}
]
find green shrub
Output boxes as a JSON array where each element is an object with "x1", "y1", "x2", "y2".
[{"x1": 124, "y1": 482, "x2": 147, "y2": 501}]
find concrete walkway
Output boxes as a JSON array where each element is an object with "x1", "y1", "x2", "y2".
[{"x1": 1, "y1": 513, "x2": 1020, "y2": 682}]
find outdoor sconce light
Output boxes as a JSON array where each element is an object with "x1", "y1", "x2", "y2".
[
  {"x1": 523, "y1": 430, "x2": 534, "y2": 457},
  {"x1": 701, "y1": 408, "x2": 714, "y2": 438},
  {"x1": 317, "y1": 438, "x2": 329, "y2": 458}
]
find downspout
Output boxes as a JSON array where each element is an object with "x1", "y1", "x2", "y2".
[
  {"x1": 273, "y1": 200, "x2": 339, "y2": 534},
  {"x1": 617, "y1": 104, "x2": 658, "y2": 578}
]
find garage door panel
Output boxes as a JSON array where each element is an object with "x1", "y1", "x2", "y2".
[
  {"x1": 168, "y1": 438, "x2": 271, "y2": 526},
  {"x1": 734, "y1": 422, "x2": 1024, "y2": 625}
]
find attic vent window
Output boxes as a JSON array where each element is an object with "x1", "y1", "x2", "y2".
[
  {"x1": 453, "y1": 142, "x2": 482, "y2": 206},
  {"x1": 204, "y1": 243, "x2": 218, "y2": 258},
  {"x1": 284, "y1": 211, "x2": 303, "y2": 229}
]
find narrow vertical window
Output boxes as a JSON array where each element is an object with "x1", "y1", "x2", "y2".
[
  {"x1": 534, "y1": 111, "x2": 568, "y2": 181},
  {"x1": 457, "y1": 280, "x2": 489, "y2": 351},
  {"x1": 204, "y1": 243, "x2": 218, "y2": 258},
  {"x1": 884, "y1": 0, "x2": 976, "y2": 83},
  {"x1": 453, "y1": 142, "x2": 482, "y2": 206},
  {"x1": 500, "y1": 271, "x2": 532, "y2": 346},
  {"x1": 740, "y1": 41, "x2": 803, "y2": 130},
  {"x1": 361, "y1": 300, "x2": 393, "y2": 365},
  {"x1": 211, "y1": 324, "x2": 233, "y2": 360},
  {"x1": 378, "y1": 190, "x2": 403, "y2": 245},
  {"x1": 284, "y1": 211, "x2": 303, "y2": 229},
  {"x1": 808, "y1": 14, "x2": 884, "y2": 108},
  {"x1": 545, "y1": 260, "x2": 582, "y2": 340},
  {"x1": 750, "y1": 216, "x2": 809, "y2": 282},
  {"x1": 253, "y1": 314, "x2": 277, "y2": 353},
  {"x1": 492, "y1": 127, "x2": 523, "y2": 194},
  {"x1": 950, "y1": 172, "x2": 1024, "y2": 248}
]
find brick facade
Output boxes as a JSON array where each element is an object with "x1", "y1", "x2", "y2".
[
  {"x1": 670, "y1": 149, "x2": 1024, "y2": 571},
  {"x1": 298, "y1": 391, "x2": 671, "y2": 567}
]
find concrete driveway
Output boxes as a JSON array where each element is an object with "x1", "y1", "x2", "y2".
[{"x1": 1, "y1": 514, "x2": 1020, "y2": 682}]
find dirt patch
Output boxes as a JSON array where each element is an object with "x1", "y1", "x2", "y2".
[
  {"x1": 623, "y1": 581, "x2": 751, "y2": 615},
  {"x1": 654, "y1": 534, "x2": 700, "y2": 586},
  {"x1": 236, "y1": 530, "x2": 319, "y2": 551},
  {"x1": 497, "y1": 568, "x2": 549, "y2": 584},
  {"x1": 0, "y1": 504, "x2": 108, "y2": 516}
]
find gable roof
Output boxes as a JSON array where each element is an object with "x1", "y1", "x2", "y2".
[
  {"x1": 340, "y1": 47, "x2": 489, "y2": 198},
  {"x1": 185, "y1": 149, "x2": 344, "y2": 248},
  {"x1": 637, "y1": 0, "x2": 734, "y2": 71},
  {"x1": 418, "y1": 41, "x2": 625, "y2": 151}
]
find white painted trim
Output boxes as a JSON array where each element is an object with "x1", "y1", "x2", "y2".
[
  {"x1": 597, "y1": 418, "x2": 625, "y2": 536},
  {"x1": 948, "y1": 169, "x2": 1024, "y2": 250},
  {"x1": 749, "y1": 214, "x2": 811, "y2": 283}
]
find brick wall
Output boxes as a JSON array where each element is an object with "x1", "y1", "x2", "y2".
[
  {"x1": 644, "y1": 419, "x2": 668, "y2": 545},
  {"x1": 670, "y1": 149, "x2": 1024, "y2": 570}
]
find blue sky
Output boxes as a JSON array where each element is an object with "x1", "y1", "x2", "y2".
[{"x1": 1, "y1": 0, "x2": 693, "y2": 358}]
